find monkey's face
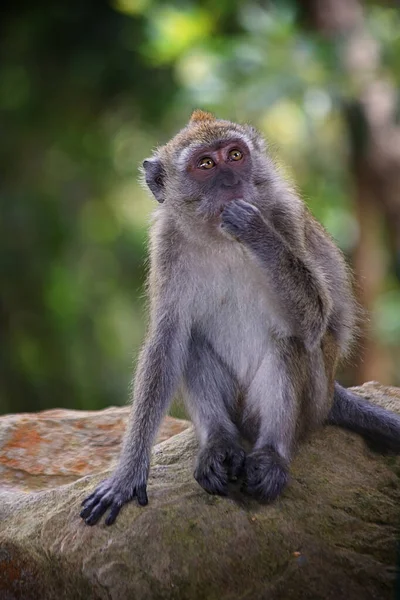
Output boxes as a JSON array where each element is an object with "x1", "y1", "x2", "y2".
[
  {"x1": 182, "y1": 137, "x2": 256, "y2": 220},
  {"x1": 142, "y1": 111, "x2": 267, "y2": 224}
]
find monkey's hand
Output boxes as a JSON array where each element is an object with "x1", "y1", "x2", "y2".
[
  {"x1": 220, "y1": 199, "x2": 265, "y2": 242},
  {"x1": 80, "y1": 471, "x2": 148, "y2": 526}
]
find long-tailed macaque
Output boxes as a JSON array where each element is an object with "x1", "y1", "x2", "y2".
[{"x1": 81, "y1": 110, "x2": 400, "y2": 526}]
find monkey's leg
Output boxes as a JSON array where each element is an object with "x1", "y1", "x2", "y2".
[
  {"x1": 243, "y1": 337, "x2": 308, "y2": 502},
  {"x1": 183, "y1": 332, "x2": 245, "y2": 496}
]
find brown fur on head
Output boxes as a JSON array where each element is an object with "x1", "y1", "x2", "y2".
[
  {"x1": 164, "y1": 111, "x2": 251, "y2": 154},
  {"x1": 189, "y1": 109, "x2": 216, "y2": 124}
]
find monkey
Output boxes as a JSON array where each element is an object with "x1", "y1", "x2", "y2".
[{"x1": 80, "y1": 110, "x2": 400, "y2": 526}]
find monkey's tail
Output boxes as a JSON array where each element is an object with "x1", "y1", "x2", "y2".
[{"x1": 327, "y1": 382, "x2": 400, "y2": 454}]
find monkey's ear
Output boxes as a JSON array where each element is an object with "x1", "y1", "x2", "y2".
[
  {"x1": 189, "y1": 109, "x2": 216, "y2": 125},
  {"x1": 142, "y1": 158, "x2": 165, "y2": 203}
]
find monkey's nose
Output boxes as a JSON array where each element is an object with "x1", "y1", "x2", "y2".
[
  {"x1": 221, "y1": 173, "x2": 241, "y2": 188},
  {"x1": 223, "y1": 181, "x2": 241, "y2": 189},
  {"x1": 217, "y1": 165, "x2": 240, "y2": 187}
]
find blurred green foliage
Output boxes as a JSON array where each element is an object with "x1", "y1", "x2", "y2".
[{"x1": 1, "y1": 0, "x2": 400, "y2": 414}]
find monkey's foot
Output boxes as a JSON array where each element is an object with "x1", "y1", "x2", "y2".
[
  {"x1": 243, "y1": 446, "x2": 288, "y2": 502},
  {"x1": 80, "y1": 475, "x2": 148, "y2": 526},
  {"x1": 194, "y1": 441, "x2": 245, "y2": 496}
]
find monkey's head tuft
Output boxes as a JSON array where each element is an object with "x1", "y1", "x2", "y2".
[{"x1": 189, "y1": 110, "x2": 216, "y2": 125}]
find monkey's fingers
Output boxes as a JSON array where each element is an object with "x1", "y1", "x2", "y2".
[
  {"x1": 202, "y1": 474, "x2": 228, "y2": 496},
  {"x1": 84, "y1": 495, "x2": 113, "y2": 526},
  {"x1": 195, "y1": 466, "x2": 228, "y2": 496},
  {"x1": 220, "y1": 199, "x2": 262, "y2": 240},
  {"x1": 81, "y1": 491, "x2": 96, "y2": 506},
  {"x1": 105, "y1": 502, "x2": 123, "y2": 526},
  {"x1": 104, "y1": 486, "x2": 147, "y2": 525},
  {"x1": 80, "y1": 496, "x2": 101, "y2": 520},
  {"x1": 243, "y1": 450, "x2": 288, "y2": 502},
  {"x1": 136, "y1": 485, "x2": 148, "y2": 506}
]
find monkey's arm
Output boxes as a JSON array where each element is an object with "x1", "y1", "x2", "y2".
[
  {"x1": 221, "y1": 199, "x2": 332, "y2": 350},
  {"x1": 80, "y1": 302, "x2": 190, "y2": 526}
]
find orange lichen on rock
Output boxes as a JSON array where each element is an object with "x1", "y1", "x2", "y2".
[{"x1": 0, "y1": 408, "x2": 189, "y2": 492}]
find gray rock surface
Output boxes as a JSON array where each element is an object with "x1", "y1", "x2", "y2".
[{"x1": 0, "y1": 382, "x2": 399, "y2": 600}]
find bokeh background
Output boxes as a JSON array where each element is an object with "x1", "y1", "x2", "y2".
[{"x1": 1, "y1": 0, "x2": 400, "y2": 415}]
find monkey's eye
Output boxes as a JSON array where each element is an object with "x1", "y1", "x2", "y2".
[
  {"x1": 198, "y1": 157, "x2": 215, "y2": 170},
  {"x1": 228, "y1": 149, "x2": 243, "y2": 161}
]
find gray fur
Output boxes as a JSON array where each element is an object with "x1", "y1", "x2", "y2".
[
  {"x1": 182, "y1": 330, "x2": 245, "y2": 495},
  {"x1": 329, "y1": 383, "x2": 400, "y2": 453},
  {"x1": 81, "y1": 113, "x2": 400, "y2": 526}
]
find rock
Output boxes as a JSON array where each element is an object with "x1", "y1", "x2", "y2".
[
  {"x1": 0, "y1": 382, "x2": 399, "y2": 600},
  {"x1": 0, "y1": 407, "x2": 189, "y2": 492}
]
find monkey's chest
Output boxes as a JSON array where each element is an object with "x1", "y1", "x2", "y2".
[{"x1": 194, "y1": 256, "x2": 281, "y2": 385}]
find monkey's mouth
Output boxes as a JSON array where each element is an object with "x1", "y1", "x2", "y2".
[
  {"x1": 216, "y1": 194, "x2": 244, "y2": 214},
  {"x1": 197, "y1": 190, "x2": 244, "y2": 221}
]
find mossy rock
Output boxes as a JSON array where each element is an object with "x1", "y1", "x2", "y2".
[{"x1": 0, "y1": 382, "x2": 399, "y2": 599}]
